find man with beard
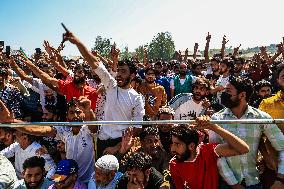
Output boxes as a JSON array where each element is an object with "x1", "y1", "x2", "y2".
[
  {"x1": 137, "y1": 66, "x2": 167, "y2": 119},
  {"x1": 169, "y1": 77, "x2": 211, "y2": 120},
  {"x1": 62, "y1": 31, "x2": 144, "y2": 158},
  {"x1": 169, "y1": 116, "x2": 249, "y2": 189},
  {"x1": 11, "y1": 53, "x2": 98, "y2": 110},
  {"x1": 14, "y1": 156, "x2": 54, "y2": 189},
  {"x1": 116, "y1": 151, "x2": 163, "y2": 189},
  {"x1": 250, "y1": 79, "x2": 272, "y2": 108},
  {"x1": 170, "y1": 62, "x2": 194, "y2": 97},
  {"x1": 88, "y1": 155, "x2": 123, "y2": 189},
  {"x1": 233, "y1": 57, "x2": 247, "y2": 77},
  {"x1": 258, "y1": 64, "x2": 284, "y2": 188},
  {"x1": 154, "y1": 61, "x2": 171, "y2": 101},
  {"x1": 205, "y1": 57, "x2": 220, "y2": 83},
  {"x1": 210, "y1": 76, "x2": 284, "y2": 189},
  {"x1": 9, "y1": 97, "x2": 98, "y2": 183},
  {"x1": 210, "y1": 58, "x2": 233, "y2": 106}
]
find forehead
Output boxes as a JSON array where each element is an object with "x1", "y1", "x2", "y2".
[
  {"x1": 226, "y1": 83, "x2": 237, "y2": 91},
  {"x1": 144, "y1": 134, "x2": 159, "y2": 140},
  {"x1": 118, "y1": 64, "x2": 130, "y2": 70},
  {"x1": 25, "y1": 167, "x2": 43, "y2": 174},
  {"x1": 279, "y1": 69, "x2": 284, "y2": 78}
]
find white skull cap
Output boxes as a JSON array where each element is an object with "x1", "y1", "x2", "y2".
[{"x1": 95, "y1": 155, "x2": 119, "y2": 171}]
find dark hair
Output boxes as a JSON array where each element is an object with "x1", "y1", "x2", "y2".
[
  {"x1": 234, "y1": 57, "x2": 245, "y2": 64},
  {"x1": 221, "y1": 58, "x2": 234, "y2": 70},
  {"x1": 139, "y1": 127, "x2": 159, "y2": 141},
  {"x1": 255, "y1": 80, "x2": 272, "y2": 92},
  {"x1": 45, "y1": 104, "x2": 57, "y2": 115},
  {"x1": 118, "y1": 60, "x2": 137, "y2": 75},
  {"x1": 171, "y1": 125, "x2": 199, "y2": 146},
  {"x1": 192, "y1": 62, "x2": 202, "y2": 70},
  {"x1": 125, "y1": 151, "x2": 152, "y2": 171},
  {"x1": 144, "y1": 66, "x2": 155, "y2": 75},
  {"x1": 211, "y1": 57, "x2": 221, "y2": 63},
  {"x1": 1, "y1": 127, "x2": 15, "y2": 134},
  {"x1": 276, "y1": 63, "x2": 284, "y2": 78},
  {"x1": 0, "y1": 68, "x2": 8, "y2": 79},
  {"x1": 66, "y1": 97, "x2": 80, "y2": 111},
  {"x1": 23, "y1": 156, "x2": 45, "y2": 170},
  {"x1": 193, "y1": 77, "x2": 210, "y2": 90},
  {"x1": 229, "y1": 76, "x2": 254, "y2": 102},
  {"x1": 154, "y1": 61, "x2": 162, "y2": 67},
  {"x1": 74, "y1": 64, "x2": 86, "y2": 74}
]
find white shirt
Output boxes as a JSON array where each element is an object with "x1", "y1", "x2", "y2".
[
  {"x1": 88, "y1": 171, "x2": 123, "y2": 189},
  {"x1": 216, "y1": 75, "x2": 230, "y2": 104},
  {"x1": 94, "y1": 62, "x2": 145, "y2": 140},
  {"x1": 55, "y1": 125, "x2": 95, "y2": 183},
  {"x1": 32, "y1": 78, "x2": 56, "y2": 111},
  {"x1": 0, "y1": 142, "x2": 56, "y2": 179},
  {"x1": 173, "y1": 98, "x2": 204, "y2": 120}
]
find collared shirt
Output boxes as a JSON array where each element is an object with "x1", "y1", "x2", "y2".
[
  {"x1": 0, "y1": 84, "x2": 23, "y2": 118},
  {"x1": 209, "y1": 106, "x2": 284, "y2": 186},
  {"x1": 88, "y1": 171, "x2": 123, "y2": 189},
  {"x1": 94, "y1": 62, "x2": 145, "y2": 140}
]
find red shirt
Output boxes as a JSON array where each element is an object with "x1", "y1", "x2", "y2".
[
  {"x1": 169, "y1": 143, "x2": 219, "y2": 189},
  {"x1": 58, "y1": 79, "x2": 97, "y2": 110}
]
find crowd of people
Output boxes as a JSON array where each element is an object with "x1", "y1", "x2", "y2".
[{"x1": 0, "y1": 30, "x2": 283, "y2": 189}]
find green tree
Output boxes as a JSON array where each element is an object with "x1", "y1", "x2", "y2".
[
  {"x1": 134, "y1": 45, "x2": 145, "y2": 62},
  {"x1": 120, "y1": 46, "x2": 132, "y2": 60},
  {"x1": 148, "y1": 32, "x2": 175, "y2": 61},
  {"x1": 92, "y1": 36, "x2": 112, "y2": 58}
]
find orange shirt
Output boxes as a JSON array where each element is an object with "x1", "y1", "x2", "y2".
[{"x1": 137, "y1": 82, "x2": 167, "y2": 117}]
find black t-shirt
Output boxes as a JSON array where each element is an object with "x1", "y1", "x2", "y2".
[{"x1": 116, "y1": 167, "x2": 163, "y2": 189}]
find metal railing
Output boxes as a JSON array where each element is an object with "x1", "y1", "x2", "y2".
[{"x1": 0, "y1": 119, "x2": 284, "y2": 127}]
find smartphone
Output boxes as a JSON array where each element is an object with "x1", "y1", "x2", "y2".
[
  {"x1": 61, "y1": 23, "x2": 70, "y2": 33},
  {"x1": 0, "y1": 41, "x2": 4, "y2": 47},
  {"x1": 20, "y1": 47, "x2": 29, "y2": 58},
  {"x1": 6, "y1": 46, "x2": 11, "y2": 56}
]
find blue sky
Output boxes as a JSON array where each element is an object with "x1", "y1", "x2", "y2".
[{"x1": 1, "y1": 0, "x2": 284, "y2": 56}]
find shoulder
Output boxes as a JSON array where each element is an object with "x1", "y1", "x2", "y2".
[{"x1": 248, "y1": 106, "x2": 272, "y2": 119}]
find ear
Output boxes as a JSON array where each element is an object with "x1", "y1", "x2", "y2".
[
  {"x1": 187, "y1": 143, "x2": 196, "y2": 151},
  {"x1": 239, "y1": 92, "x2": 246, "y2": 100}
]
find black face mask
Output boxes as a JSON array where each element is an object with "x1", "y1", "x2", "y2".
[{"x1": 221, "y1": 92, "x2": 240, "y2": 109}]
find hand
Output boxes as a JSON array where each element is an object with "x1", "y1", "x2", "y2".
[
  {"x1": 103, "y1": 145, "x2": 120, "y2": 155},
  {"x1": 36, "y1": 146, "x2": 48, "y2": 156},
  {"x1": 194, "y1": 43, "x2": 199, "y2": 51},
  {"x1": 270, "y1": 181, "x2": 284, "y2": 189},
  {"x1": 260, "y1": 46, "x2": 267, "y2": 52},
  {"x1": 127, "y1": 177, "x2": 144, "y2": 189},
  {"x1": 194, "y1": 115, "x2": 217, "y2": 130},
  {"x1": 110, "y1": 43, "x2": 120, "y2": 61},
  {"x1": 206, "y1": 32, "x2": 211, "y2": 41},
  {"x1": 119, "y1": 127, "x2": 134, "y2": 154},
  {"x1": 222, "y1": 35, "x2": 229, "y2": 45},
  {"x1": 57, "y1": 43, "x2": 65, "y2": 52},
  {"x1": 91, "y1": 50, "x2": 98, "y2": 57},
  {"x1": 201, "y1": 98, "x2": 211, "y2": 109},
  {"x1": 43, "y1": 40, "x2": 54, "y2": 56},
  {"x1": 230, "y1": 184, "x2": 245, "y2": 189},
  {"x1": 277, "y1": 43, "x2": 283, "y2": 54},
  {"x1": 78, "y1": 96, "x2": 92, "y2": 113},
  {"x1": 63, "y1": 32, "x2": 80, "y2": 45}
]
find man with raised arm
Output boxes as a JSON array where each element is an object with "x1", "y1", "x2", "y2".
[{"x1": 62, "y1": 31, "x2": 144, "y2": 158}]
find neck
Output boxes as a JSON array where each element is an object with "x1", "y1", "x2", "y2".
[
  {"x1": 21, "y1": 141, "x2": 31, "y2": 150},
  {"x1": 120, "y1": 83, "x2": 131, "y2": 89},
  {"x1": 192, "y1": 98, "x2": 201, "y2": 104},
  {"x1": 179, "y1": 74, "x2": 186, "y2": 79},
  {"x1": 230, "y1": 103, "x2": 248, "y2": 119},
  {"x1": 223, "y1": 72, "x2": 230, "y2": 77},
  {"x1": 187, "y1": 149, "x2": 198, "y2": 161},
  {"x1": 147, "y1": 82, "x2": 155, "y2": 87}
]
